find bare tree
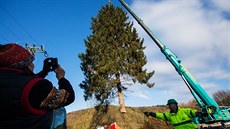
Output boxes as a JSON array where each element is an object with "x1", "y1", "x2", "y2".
[{"x1": 213, "y1": 90, "x2": 230, "y2": 106}]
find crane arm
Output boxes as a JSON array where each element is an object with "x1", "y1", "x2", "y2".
[{"x1": 118, "y1": 0, "x2": 230, "y2": 125}]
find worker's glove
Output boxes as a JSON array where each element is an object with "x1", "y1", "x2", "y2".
[
  {"x1": 144, "y1": 112, "x2": 150, "y2": 116},
  {"x1": 144, "y1": 112, "x2": 156, "y2": 117},
  {"x1": 196, "y1": 110, "x2": 203, "y2": 117}
]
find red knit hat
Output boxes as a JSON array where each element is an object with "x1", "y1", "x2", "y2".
[{"x1": 0, "y1": 43, "x2": 34, "y2": 68}]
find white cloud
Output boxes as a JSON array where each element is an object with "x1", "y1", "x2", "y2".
[
  {"x1": 132, "y1": 90, "x2": 151, "y2": 100},
  {"x1": 123, "y1": 0, "x2": 230, "y2": 106},
  {"x1": 145, "y1": 61, "x2": 175, "y2": 75},
  {"x1": 211, "y1": 0, "x2": 230, "y2": 12},
  {"x1": 124, "y1": 83, "x2": 152, "y2": 100}
]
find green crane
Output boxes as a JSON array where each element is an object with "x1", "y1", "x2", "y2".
[{"x1": 119, "y1": 0, "x2": 230, "y2": 128}]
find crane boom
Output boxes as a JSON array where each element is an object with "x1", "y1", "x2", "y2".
[{"x1": 119, "y1": 0, "x2": 230, "y2": 127}]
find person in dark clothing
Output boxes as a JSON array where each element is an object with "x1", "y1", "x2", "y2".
[{"x1": 0, "y1": 43, "x2": 75, "y2": 129}]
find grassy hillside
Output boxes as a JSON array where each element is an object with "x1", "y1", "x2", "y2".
[
  {"x1": 67, "y1": 105, "x2": 173, "y2": 129},
  {"x1": 66, "y1": 91, "x2": 228, "y2": 129}
]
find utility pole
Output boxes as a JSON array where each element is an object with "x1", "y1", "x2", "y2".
[{"x1": 25, "y1": 43, "x2": 48, "y2": 57}]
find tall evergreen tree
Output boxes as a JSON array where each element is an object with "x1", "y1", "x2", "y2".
[{"x1": 79, "y1": 3, "x2": 154, "y2": 113}]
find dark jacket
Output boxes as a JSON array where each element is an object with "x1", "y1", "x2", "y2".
[{"x1": 0, "y1": 68, "x2": 75, "y2": 129}]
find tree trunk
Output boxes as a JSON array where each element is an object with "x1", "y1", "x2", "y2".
[
  {"x1": 118, "y1": 87, "x2": 126, "y2": 113},
  {"x1": 116, "y1": 73, "x2": 126, "y2": 113}
]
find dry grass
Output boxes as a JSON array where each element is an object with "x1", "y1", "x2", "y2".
[{"x1": 67, "y1": 105, "x2": 173, "y2": 129}]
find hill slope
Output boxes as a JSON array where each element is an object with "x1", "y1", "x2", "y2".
[{"x1": 67, "y1": 105, "x2": 173, "y2": 129}]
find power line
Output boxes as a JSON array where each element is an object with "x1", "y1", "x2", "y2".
[
  {"x1": 0, "y1": 35, "x2": 10, "y2": 42},
  {"x1": 0, "y1": 3, "x2": 38, "y2": 43},
  {"x1": 0, "y1": 22, "x2": 22, "y2": 41}
]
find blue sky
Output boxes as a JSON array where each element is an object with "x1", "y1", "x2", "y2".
[{"x1": 1, "y1": 0, "x2": 229, "y2": 113}]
